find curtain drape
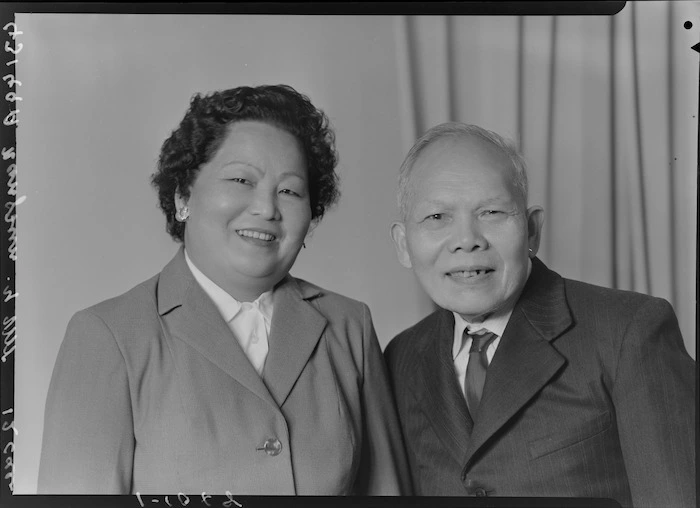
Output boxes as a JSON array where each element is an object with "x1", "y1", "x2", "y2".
[{"x1": 395, "y1": 2, "x2": 697, "y2": 358}]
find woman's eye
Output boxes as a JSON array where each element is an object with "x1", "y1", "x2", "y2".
[
  {"x1": 230, "y1": 177, "x2": 251, "y2": 185},
  {"x1": 279, "y1": 189, "x2": 301, "y2": 197}
]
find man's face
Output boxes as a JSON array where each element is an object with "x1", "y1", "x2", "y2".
[{"x1": 391, "y1": 135, "x2": 543, "y2": 321}]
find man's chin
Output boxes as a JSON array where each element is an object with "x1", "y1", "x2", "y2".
[{"x1": 437, "y1": 301, "x2": 496, "y2": 321}]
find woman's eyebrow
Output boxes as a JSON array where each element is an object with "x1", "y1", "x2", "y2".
[
  {"x1": 278, "y1": 171, "x2": 307, "y2": 181},
  {"x1": 221, "y1": 160, "x2": 263, "y2": 174}
]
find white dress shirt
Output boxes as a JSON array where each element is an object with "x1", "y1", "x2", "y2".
[
  {"x1": 184, "y1": 250, "x2": 273, "y2": 376},
  {"x1": 452, "y1": 258, "x2": 532, "y2": 398}
]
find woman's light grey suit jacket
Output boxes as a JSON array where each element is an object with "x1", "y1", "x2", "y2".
[{"x1": 38, "y1": 249, "x2": 412, "y2": 495}]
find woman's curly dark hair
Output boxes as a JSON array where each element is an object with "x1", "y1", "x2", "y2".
[{"x1": 151, "y1": 84, "x2": 340, "y2": 242}]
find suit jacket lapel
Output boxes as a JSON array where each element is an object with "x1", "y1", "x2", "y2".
[
  {"x1": 262, "y1": 276, "x2": 328, "y2": 408},
  {"x1": 416, "y1": 309, "x2": 474, "y2": 466},
  {"x1": 463, "y1": 258, "x2": 572, "y2": 469},
  {"x1": 157, "y1": 248, "x2": 277, "y2": 408}
]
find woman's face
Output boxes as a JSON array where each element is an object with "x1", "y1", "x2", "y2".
[{"x1": 177, "y1": 120, "x2": 312, "y2": 301}]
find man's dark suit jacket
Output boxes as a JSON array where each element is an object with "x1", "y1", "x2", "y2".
[{"x1": 385, "y1": 258, "x2": 695, "y2": 508}]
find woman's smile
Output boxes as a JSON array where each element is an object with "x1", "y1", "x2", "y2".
[{"x1": 236, "y1": 228, "x2": 277, "y2": 243}]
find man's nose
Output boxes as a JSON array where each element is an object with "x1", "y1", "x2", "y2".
[{"x1": 447, "y1": 216, "x2": 488, "y2": 252}]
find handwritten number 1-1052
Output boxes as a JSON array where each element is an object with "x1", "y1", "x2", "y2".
[{"x1": 135, "y1": 492, "x2": 243, "y2": 507}]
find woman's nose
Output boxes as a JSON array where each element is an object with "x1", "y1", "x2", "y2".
[{"x1": 248, "y1": 188, "x2": 280, "y2": 220}]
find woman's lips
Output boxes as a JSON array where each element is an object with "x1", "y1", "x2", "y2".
[{"x1": 236, "y1": 229, "x2": 276, "y2": 242}]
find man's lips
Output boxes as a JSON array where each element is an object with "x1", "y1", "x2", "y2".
[{"x1": 446, "y1": 267, "x2": 495, "y2": 279}]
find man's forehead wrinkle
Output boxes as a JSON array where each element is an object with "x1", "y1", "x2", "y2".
[{"x1": 401, "y1": 132, "x2": 525, "y2": 219}]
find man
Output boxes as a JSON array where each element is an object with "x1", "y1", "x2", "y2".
[{"x1": 385, "y1": 122, "x2": 696, "y2": 507}]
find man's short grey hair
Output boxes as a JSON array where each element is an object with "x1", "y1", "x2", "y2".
[{"x1": 397, "y1": 122, "x2": 529, "y2": 219}]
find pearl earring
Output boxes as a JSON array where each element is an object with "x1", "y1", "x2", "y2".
[{"x1": 175, "y1": 206, "x2": 190, "y2": 222}]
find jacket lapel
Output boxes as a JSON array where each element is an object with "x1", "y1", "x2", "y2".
[
  {"x1": 157, "y1": 248, "x2": 277, "y2": 408},
  {"x1": 416, "y1": 309, "x2": 474, "y2": 466},
  {"x1": 262, "y1": 276, "x2": 328, "y2": 407},
  {"x1": 463, "y1": 258, "x2": 572, "y2": 469}
]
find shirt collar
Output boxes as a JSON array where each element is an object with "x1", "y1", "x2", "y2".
[
  {"x1": 184, "y1": 249, "x2": 273, "y2": 325},
  {"x1": 451, "y1": 257, "x2": 532, "y2": 358}
]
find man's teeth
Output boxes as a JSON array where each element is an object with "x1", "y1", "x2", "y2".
[
  {"x1": 452, "y1": 270, "x2": 489, "y2": 278},
  {"x1": 237, "y1": 230, "x2": 275, "y2": 241}
]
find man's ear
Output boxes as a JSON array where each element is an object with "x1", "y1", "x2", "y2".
[
  {"x1": 526, "y1": 206, "x2": 545, "y2": 257},
  {"x1": 390, "y1": 221, "x2": 413, "y2": 269}
]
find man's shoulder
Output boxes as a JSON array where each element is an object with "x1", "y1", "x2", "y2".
[
  {"x1": 562, "y1": 276, "x2": 668, "y2": 316},
  {"x1": 551, "y1": 275, "x2": 682, "y2": 347},
  {"x1": 531, "y1": 258, "x2": 664, "y2": 314},
  {"x1": 385, "y1": 309, "x2": 446, "y2": 366},
  {"x1": 391, "y1": 308, "x2": 446, "y2": 344}
]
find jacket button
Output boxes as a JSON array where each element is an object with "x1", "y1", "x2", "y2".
[
  {"x1": 475, "y1": 487, "x2": 487, "y2": 497},
  {"x1": 258, "y1": 438, "x2": 282, "y2": 456}
]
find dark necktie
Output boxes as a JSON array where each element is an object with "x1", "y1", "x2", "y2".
[{"x1": 464, "y1": 329, "x2": 498, "y2": 418}]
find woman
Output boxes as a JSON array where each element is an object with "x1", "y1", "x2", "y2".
[{"x1": 38, "y1": 85, "x2": 411, "y2": 495}]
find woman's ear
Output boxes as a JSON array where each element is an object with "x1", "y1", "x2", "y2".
[
  {"x1": 174, "y1": 191, "x2": 187, "y2": 211},
  {"x1": 306, "y1": 218, "x2": 319, "y2": 237},
  {"x1": 174, "y1": 190, "x2": 191, "y2": 223}
]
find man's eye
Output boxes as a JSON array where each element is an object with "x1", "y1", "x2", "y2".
[
  {"x1": 426, "y1": 214, "x2": 443, "y2": 220},
  {"x1": 482, "y1": 210, "x2": 503, "y2": 216},
  {"x1": 279, "y1": 189, "x2": 301, "y2": 197},
  {"x1": 229, "y1": 177, "x2": 251, "y2": 185}
]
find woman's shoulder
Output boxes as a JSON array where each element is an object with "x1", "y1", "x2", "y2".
[
  {"x1": 72, "y1": 272, "x2": 161, "y2": 328},
  {"x1": 291, "y1": 276, "x2": 367, "y2": 307},
  {"x1": 57, "y1": 272, "x2": 164, "y2": 360},
  {"x1": 289, "y1": 276, "x2": 370, "y2": 320},
  {"x1": 288, "y1": 277, "x2": 378, "y2": 360}
]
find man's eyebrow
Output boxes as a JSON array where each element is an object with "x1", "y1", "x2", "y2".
[
  {"x1": 419, "y1": 199, "x2": 449, "y2": 206},
  {"x1": 479, "y1": 196, "x2": 516, "y2": 205},
  {"x1": 410, "y1": 199, "x2": 451, "y2": 211},
  {"x1": 415, "y1": 196, "x2": 514, "y2": 207}
]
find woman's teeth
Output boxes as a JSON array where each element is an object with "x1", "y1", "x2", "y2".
[{"x1": 237, "y1": 230, "x2": 275, "y2": 241}]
